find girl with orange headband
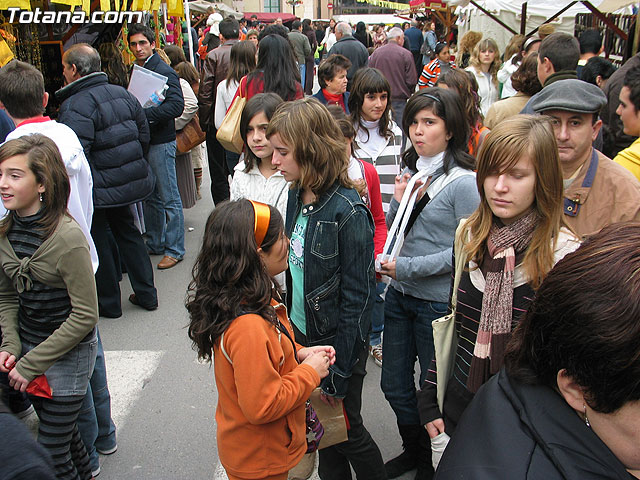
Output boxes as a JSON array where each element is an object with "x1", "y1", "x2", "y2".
[{"x1": 186, "y1": 199, "x2": 335, "y2": 480}]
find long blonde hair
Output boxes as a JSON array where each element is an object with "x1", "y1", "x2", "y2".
[
  {"x1": 266, "y1": 97, "x2": 353, "y2": 197},
  {"x1": 469, "y1": 38, "x2": 502, "y2": 86},
  {"x1": 462, "y1": 115, "x2": 563, "y2": 289}
]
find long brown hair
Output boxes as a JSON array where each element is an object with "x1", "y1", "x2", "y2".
[
  {"x1": 463, "y1": 115, "x2": 563, "y2": 289},
  {"x1": 186, "y1": 200, "x2": 284, "y2": 362},
  {"x1": 226, "y1": 40, "x2": 257, "y2": 86},
  {"x1": 469, "y1": 38, "x2": 501, "y2": 87},
  {"x1": 0, "y1": 134, "x2": 70, "y2": 239},
  {"x1": 266, "y1": 97, "x2": 353, "y2": 197}
]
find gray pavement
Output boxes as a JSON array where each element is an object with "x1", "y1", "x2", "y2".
[{"x1": 98, "y1": 168, "x2": 417, "y2": 480}]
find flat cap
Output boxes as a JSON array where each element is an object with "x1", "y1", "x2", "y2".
[{"x1": 531, "y1": 79, "x2": 607, "y2": 114}]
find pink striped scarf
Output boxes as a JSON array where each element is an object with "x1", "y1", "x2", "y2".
[{"x1": 466, "y1": 210, "x2": 538, "y2": 393}]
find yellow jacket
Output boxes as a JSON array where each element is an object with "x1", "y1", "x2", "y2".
[{"x1": 613, "y1": 137, "x2": 640, "y2": 183}]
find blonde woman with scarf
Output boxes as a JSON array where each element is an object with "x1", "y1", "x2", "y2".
[{"x1": 417, "y1": 115, "x2": 580, "y2": 468}]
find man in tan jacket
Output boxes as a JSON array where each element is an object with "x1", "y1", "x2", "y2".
[{"x1": 531, "y1": 78, "x2": 640, "y2": 238}]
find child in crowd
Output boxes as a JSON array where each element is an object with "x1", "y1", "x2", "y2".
[
  {"x1": 379, "y1": 89, "x2": 480, "y2": 480},
  {"x1": 419, "y1": 115, "x2": 580, "y2": 465},
  {"x1": 349, "y1": 67, "x2": 404, "y2": 213},
  {"x1": 0, "y1": 134, "x2": 98, "y2": 480},
  {"x1": 231, "y1": 93, "x2": 288, "y2": 218},
  {"x1": 327, "y1": 104, "x2": 387, "y2": 366},
  {"x1": 267, "y1": 97, "x2": 387, "y2": 480},
  {"x1": 186, "y1": 199, "x2": 334, "y2": 480}
]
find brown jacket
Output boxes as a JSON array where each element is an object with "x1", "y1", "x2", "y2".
[
  {"x1": 564, "y1": 149, "x2": 640, "y2": 238},
  {"x1": 483, "y1": 92, "x2": 530, "y2": 130},
  {"x1": 198, "y1": 39, "x2": 239, "y2": 130}
]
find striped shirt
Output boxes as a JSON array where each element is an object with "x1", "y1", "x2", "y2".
[
  {"x1": 8, "y1": 213, "x2": 72, "y2": 346},
  {"x1": 418, "y1": 59, "x2": 456, "y2": 89},
  {"x1": 353, "y1": 121, "x2": 403, "y2": 213},
  {"x1": 417, "y1": 248, "x2": 534, "y2": 425}
]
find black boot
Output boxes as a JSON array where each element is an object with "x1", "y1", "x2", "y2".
[
  {"x1": 385, "y1": 424, "x2": 422, "y2": 478},
  {"x1": 414, "y1": 426, "x2": 434, "y2": 480}
]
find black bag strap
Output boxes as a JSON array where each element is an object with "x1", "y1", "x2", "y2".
[{"x1": 276, "y1": 319, "x2": 300, "y2": 364}]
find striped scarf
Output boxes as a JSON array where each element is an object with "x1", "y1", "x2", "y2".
[{"x1": 466, "y1": 210, "x2": 539, "y2": 393}]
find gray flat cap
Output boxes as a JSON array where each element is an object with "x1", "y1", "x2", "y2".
[{"x1": 531, "y1": 79, "x2": 607, "y2": 114}]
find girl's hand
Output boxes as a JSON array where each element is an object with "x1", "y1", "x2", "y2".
[
  {"x1": 379, "y1": 259, "x2": 397, "y2": 279},
  {"x1": 393, "y1": 173, "x2": 424, "y2": 202},
  {"x1": 320, "y1": 392, "x2": 339, "y2": 408},
  {"x1": 8, "y1": 368, "x2": 29, "y2": 392},
  {"x1": 298, "y1": 346, "x2": 336, "y2": 365},
  {"x1": 425, "y1": 418, "x2": 446, "y2": 439},
  {"x1": 302, "y1": 352, "x2": 331, "y2": 379},
  {"x1": 0, "y1": 352, "x2": 15, "y2": 373}
]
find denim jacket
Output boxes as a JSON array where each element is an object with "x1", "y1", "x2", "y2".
[{"x1": 285, "y1": 182, "x2": 375, "y2": 398}]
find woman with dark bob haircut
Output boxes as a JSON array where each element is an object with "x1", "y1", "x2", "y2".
[
  {"x1": 349, "y1": 67, "x2": 404, "y2": 212},
  {"x1": 379, "y1": 88, "x2": 479, "y2": 480},
  {"x1": 484, "y1": 52, "x2": 542, "y2": 129},
  {"x1": 436, "y1": 222, "x2": 640, "y2": 479},
  {"x1": 313, "y1": 54, "x2": 351, "y2": 113}
]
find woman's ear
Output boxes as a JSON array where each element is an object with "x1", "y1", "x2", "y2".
[{"x1": 556, "y1": 369, "x2": 586, "y2": 412}]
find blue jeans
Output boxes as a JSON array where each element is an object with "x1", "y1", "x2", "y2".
[
  {"x1": 381, "y1": 286, "x2": 447, "y2": 424},
  {"x1": 144, "y1": 141, "x2": 185, "y2": 259},
  {"x1": 78, "y1": 331, "x2": 117, "y2": 472},
  {"x1": 298, "y1": 63, "x2": 306, "y2": 90},
  {"x1": 369, "y1": 281, "x2": 386, "y2": 346}
]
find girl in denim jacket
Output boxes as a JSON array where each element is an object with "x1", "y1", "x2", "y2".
[
  {"x1": 0, "y1": 135, "x2": 98, "y2": 480},
  {"x1": 268, "y1": 97, "x2": 388, "y2": 480}
]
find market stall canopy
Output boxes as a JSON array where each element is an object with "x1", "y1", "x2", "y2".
[
  {"x1": 188, "y1": 0, "x2": 243, "y2": 18},
  {"x1": 450, "y1": 0, "x2": 633, "y2": 12},
  {"x1": 455, "y1": 0, "x2": 634, "y2": 53},
  {"x1": 333, "y1": 14, "x2": 412, "y2": 24},
  {"x1": 243, "y1": 12, "x2": 297, "y2": 23}
]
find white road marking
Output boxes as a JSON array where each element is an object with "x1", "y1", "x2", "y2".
[{"x1": 104, "y1": 350, "x2": 164, "y2": 429}]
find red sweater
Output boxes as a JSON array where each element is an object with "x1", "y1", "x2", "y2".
[
  {"x1": 233, "y1": 72, "x2": 304, "y2": 104},
  {"x1": 359, "y1": 159, "x2": 387, "y2": 257}
]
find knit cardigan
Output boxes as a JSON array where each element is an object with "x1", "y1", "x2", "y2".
[{"x1": 0, "y1": 215, "x2": 98, "y2": 382}]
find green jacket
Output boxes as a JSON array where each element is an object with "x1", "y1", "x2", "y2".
[{"x1": 0, "y1": 215, "x2": 98, "y2": 382}]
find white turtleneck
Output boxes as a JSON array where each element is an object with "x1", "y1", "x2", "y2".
[
  {"x1": 416, "y1": 150, "x2": 445, "y2": 175},
  {"x1": 355, "y1": 118, "x2": 389, "y2": 162}
]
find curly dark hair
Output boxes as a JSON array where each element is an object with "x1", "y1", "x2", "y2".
[
  {"x1": 186, "y1": 200, "x2": 284, "y2": 362},
  {"x1": 511, "y1": 52, "x2": 542, "y2": 97}
]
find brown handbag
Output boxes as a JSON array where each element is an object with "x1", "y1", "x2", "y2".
[{"x1": 176, "y1": 114, "x2": 206, "y2": 154}]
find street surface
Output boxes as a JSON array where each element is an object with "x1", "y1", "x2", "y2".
[{"x1": 98, "y1": 168, "x2": 416, "y2": 480}]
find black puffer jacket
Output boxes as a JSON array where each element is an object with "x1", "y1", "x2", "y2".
[
  {"x1": 56, "y1": 72, "x2": 155, "y2": 208},
  {"x1": 435, "y1": 369, "x2": 633, "y2": 480}
]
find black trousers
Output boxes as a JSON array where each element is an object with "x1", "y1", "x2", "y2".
[
  {"x1": 293, "y1": 327, "x2": 387, "y2": 480},
  {"x1": 205, "y1": 127, "x2": 230, "y2": 205},
  {"x1": 92, "y1": 206, "x2": 157, "y2": 317}
]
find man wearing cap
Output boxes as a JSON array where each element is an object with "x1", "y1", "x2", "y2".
[
  {"x1": 531, "y1": 79, "x2": 640, "y2": 238},
  {"x1": 369, "y1": 27, "x2": 417, "y2": 127}
]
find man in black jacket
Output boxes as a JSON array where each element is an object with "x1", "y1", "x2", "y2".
[
  {"x1": 128, "y1": 23, "x2": 185, "y2": 270},
  {"x1": 57, "y1": 43, "x2": 158, "y2": 317},
  {"x1": 329, "y1": 22, "x2": 369, "y2": 91}
]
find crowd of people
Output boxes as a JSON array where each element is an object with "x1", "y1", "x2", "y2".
[{"x1": 0, "y1": 13, "x2": 640, "y2": 480}]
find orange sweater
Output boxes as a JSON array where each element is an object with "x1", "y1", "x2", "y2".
[{"x1": 214, "y1": 301, "x2": 320, "y2": 479}]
